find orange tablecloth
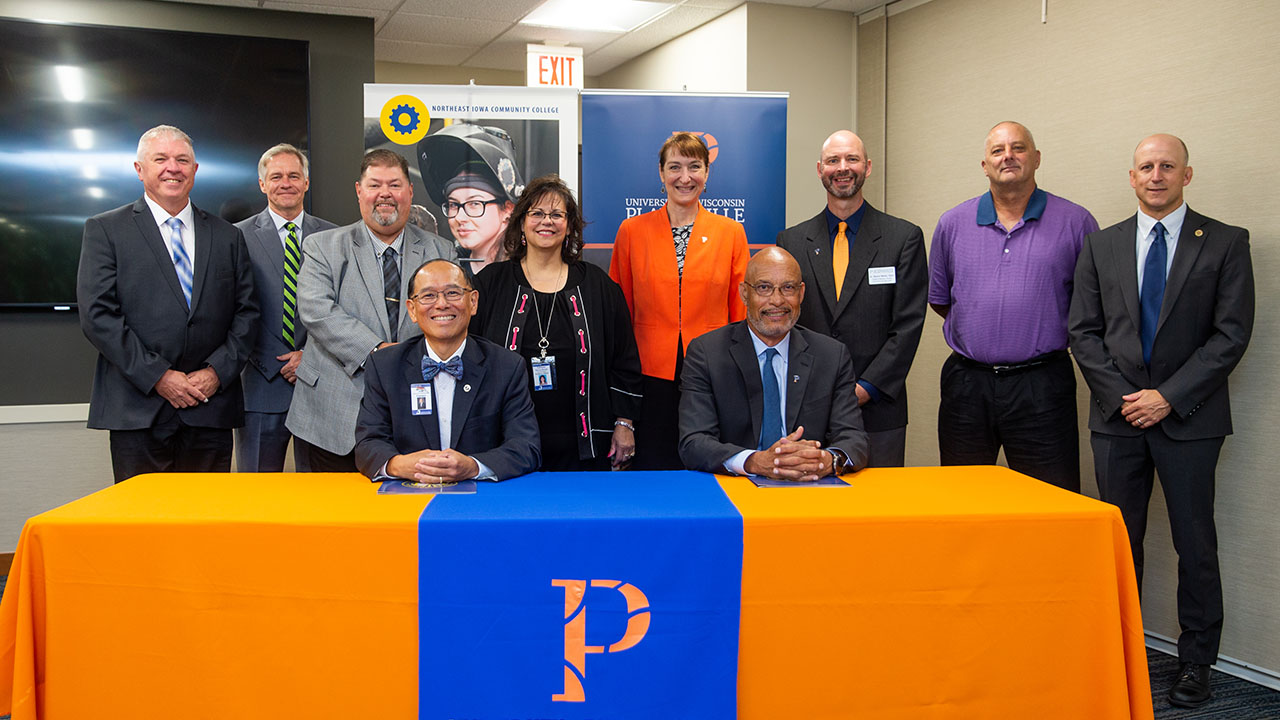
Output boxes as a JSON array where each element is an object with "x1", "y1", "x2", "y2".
[{"x1": 1, "y1": 467, "x2": 1151, "y2": 719}]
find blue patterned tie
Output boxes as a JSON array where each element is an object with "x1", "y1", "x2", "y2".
[
  {"x1": 759, "y1": 347, "x2": 783, "y2": 450},
  {"x1": 166, "y1": 217, "x2": 193, "y2": 308},
  {"x1": 383, "y1": 246, "x2": 400, "y2": 342},
  {"x1": 422, "y1": 355, "x2": 464, "y2": 381},
  {"x1": 1139, "y1": 221, "x2": 1167, "y2": 365}
]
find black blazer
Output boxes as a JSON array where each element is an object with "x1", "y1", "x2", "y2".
[
  {"x1": 678, "y1": 322, "x2": 869, "y2": 473},
  {"x1": 354, "y1": 335, "x2": 541, "y2": 480},
  {"x1": 77, "y1": 198, "x2": 259, "y2": 430},
  {"x1": 1069, "y1": 208, "x2": 1254, "y2": 440},
  {"x1": 776, "y1": 204, "x2": 927, "y2": 432}
]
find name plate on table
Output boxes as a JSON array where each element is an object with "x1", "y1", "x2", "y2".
[
  {"x1": 377, "y1": 479, "x2": 477, "y2": 494},
  {"x1": 417, "y1": 471, "x2": 743, "y2": 719},
  {"x1": 748, "y1": 474, "x2": 849, "y2": 488}
]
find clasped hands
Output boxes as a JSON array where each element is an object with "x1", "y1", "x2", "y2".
[
  {"x1": 154, "y1": 367, "x2": 220, "y2": 408},
  {"x1": 743, "y1": 426, "x2": 833, "y2": 482},
  {"x1": 388, "y1": 449, "x2": 479, "y2": 484},
  {"x1": 1121, "y1": 388, "x2": 1170, "y2": 428}
]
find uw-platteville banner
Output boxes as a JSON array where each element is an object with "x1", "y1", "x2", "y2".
[
  {"x1": 418, "y1": 471, "x2": 743, "y2": 720},
  {"x1": 363, "y1": 84, "x2": 579, "y2": 267},
  {"x1": 581, "y1": 90, "x2": 787, "y2": 247}
]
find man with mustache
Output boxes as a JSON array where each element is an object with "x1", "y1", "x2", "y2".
[
  {"x1": 286, "y1": 149, "x2": 456, "y2": 472},
  {"x1": 777, "y1": 130, "x2": 927, "y2": 467},
  {"x1": 1070, "y1": 134, "x2": 1254, "y2": 708},
  {"x1": 928, "y1": 121, "x2": 1098, "y2": 491},
  {"x1": 678, "y1": 248, "x2": 869, "y2": 479}
]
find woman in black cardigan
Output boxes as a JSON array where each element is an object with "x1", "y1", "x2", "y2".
[{"x1": 471, "y1": 175, "x2": 642, "y2": 471}]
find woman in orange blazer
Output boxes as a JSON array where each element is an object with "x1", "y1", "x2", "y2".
[{"x1": 609, "y1": 132, "x2": 749, "y2": 469}]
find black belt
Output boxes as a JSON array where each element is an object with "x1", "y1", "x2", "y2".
[{"x1": 953, "y1": 350, "x2": 1068, "y2": 377}]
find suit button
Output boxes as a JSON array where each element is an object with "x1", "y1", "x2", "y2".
[{"x1": 831, "y1": 331, "x2": 841, "y2": 340}]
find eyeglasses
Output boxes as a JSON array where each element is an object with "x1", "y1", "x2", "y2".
[
  {"x1": 410, "y1": 287, "x2": 471, "y2": 305},
  {"x1": 745, "y1": 282, "x2": 802, "y2": 298},
  {"x1": 442, "y1": 199, "x2": 502, "y2": 218},
  {"x1": 527, "y1": 209, "x2": 567, "y2": 223}
]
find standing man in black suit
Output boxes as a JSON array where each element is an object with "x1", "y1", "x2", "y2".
[
  {"x1": 77, "y1": 125, "x2": 258, "y2": 483},
  {"x1": 678, "y1": 247, "x2": 869, "y2": 479},
  {"x1": 777, "y1": 130, "x2": 927, "y2": 466},
  {"x1": 354, "y1": 259, "x2": 540, "y2": 481},
  {"x1": 1069, "y1": 134, "x2": 1254, "y2": 708},
  {"x1": 235, "y1": 144, "x2": 337, "y2": 471}
]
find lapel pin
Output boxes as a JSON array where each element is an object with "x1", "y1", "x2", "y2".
[
  {"x1": 1195, "y1": 229, "x2": 1203, "y2": 237},
  {"x1": 793, "y1": 375, "x2": 799, "y2": 383},
  {"x1": 815, "y1": 248, "x2": 821, "y2": 255},
  {"x1": 701, "y1": 236, "x2": 708, "y2": 243},
  {"x1": 463, "y1": 384, "x2": 472, "y2": 393}
]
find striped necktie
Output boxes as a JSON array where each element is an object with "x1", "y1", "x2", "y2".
[
  {"x1": 166, "y1": 217, "x2": 193, "y2": 308},
  {"x1": 383, "y1": 246, "x2": 400, "y2": 342},
  {"x1": 282, "y1": 221, "x2": 301, "y2": 348}
]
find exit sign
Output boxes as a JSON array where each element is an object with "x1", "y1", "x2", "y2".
[{"x1": 527, "y1": 44, "x2": 584, "y2": 89}]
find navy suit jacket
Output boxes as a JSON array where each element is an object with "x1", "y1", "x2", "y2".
[
  {"x1": 354, "y1": 335, "x2": 541, "y2": 480},
  {"x1": 678, "y1": 322, "x2": 869, "y2": 473},
  {"x1": 236, "y1": 208, "x2": 337, "y2": 414},
  {"x1": 1069, "y1": 208, "x2": 1254, "y2": 440},
  {"x1": 77, "y1": 197, "x2": 259, "y2": 430}
]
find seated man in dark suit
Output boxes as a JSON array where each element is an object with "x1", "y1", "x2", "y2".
[
  {"x1": 355, "y1": 259, "x2": 540, "y2": 481},
  {"x1": 679, "y1": 247, "x2": 869, "y2": 480}
]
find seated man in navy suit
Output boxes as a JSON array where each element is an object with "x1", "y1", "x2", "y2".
[{"x1": 355, "y1": 259, "x2": 540, "y2": 481}]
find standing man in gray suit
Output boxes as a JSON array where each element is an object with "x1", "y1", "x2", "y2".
[
  {"x1": 77, "y1": 125, "x2": 258, "y2": 482},
  {"x1": 776, "y1": 130, "x2": 927, "y2": 466},
  {"x1": 286, "y1": 149, "x2": 457, "y2": 472},
  {"x1": 235, "y1": 144, "x2": 337, "y2": 471},
  {"x1": 1070, "y1": 134, "x2": 1254, "y2": 708}
]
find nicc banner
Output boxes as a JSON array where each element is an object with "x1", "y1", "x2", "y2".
[{"x1": 581, "y1": 90, "x2": 788, "y2": 247}]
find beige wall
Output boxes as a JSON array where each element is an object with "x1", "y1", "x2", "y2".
[
  {"x1": 863, "y1": 0, "x2": 1280, "y2": 672},
  {"x1": 593, "y1": 6, "x2": 748, "y2": 93}
]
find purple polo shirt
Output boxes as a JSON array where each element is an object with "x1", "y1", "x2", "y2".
[{"x1": 929, "y1": 188, "x2": 1098, "y2": 364}]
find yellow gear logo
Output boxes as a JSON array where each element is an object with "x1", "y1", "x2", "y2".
[{"x1": 379, "y1": 95, "x2": 430, "y2": 145}]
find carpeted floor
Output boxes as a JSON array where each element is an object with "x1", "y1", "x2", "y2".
[{"x1": 0, "y1": 573, "x2": 1276, "y2": 718}]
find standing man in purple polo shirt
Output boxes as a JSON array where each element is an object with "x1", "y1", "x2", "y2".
[{"x1": 928, "y1": 121, "x2": 1098, "y2": 491}]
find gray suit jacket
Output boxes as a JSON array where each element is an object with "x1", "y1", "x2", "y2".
[
  {"x1": 286, "y1": 220, "x2": 457, "y2": 454},
  {"x1": 77, "y1": 198, "x2": 259, "y2": 430},
  {"x1": 1069, "y1": 208, "x2": 1254, "y2": 440},
  {"x1": 678, "y1": 322, "x2": 869, "y2": 473},
  {"x1": 776, "y1": 204, "x2": 927, "y2": 432},
  {"x1": 237, "y1": 208, "x2": 338, "y2": 414}
]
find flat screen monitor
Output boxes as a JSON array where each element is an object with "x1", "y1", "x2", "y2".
[{"x1": 0, "y1": 17, "x2": 310, "y2": 309}]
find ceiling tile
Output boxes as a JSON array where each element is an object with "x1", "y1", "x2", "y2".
[
  {"x1": 397, "y1": 0, "x2": 545, "y2": 22},
  {"x1": 270, "y1": 0, "x2": 401, "y2": 9},
  {"x1": 461, "y1": 39, "x2": 531, "y2": 72},
  {"x1": 375, "y1": 38, "x2": 480, "y2": 66},
  {"x1": 261, "y1": 1, "x2": 383, "y2": 20},
  {"x1": 378, "y1": 13, "x2": 512, "y2": 46},
  {"x1": 684, "y1": 0, "x2": 744, "y2": 8}
]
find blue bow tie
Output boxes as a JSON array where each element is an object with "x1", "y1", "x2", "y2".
[{"x1": 421, "y1": 355, "x2": 464, "y2": 381}]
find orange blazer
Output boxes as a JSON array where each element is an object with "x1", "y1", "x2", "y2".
[{"x1": 609, "y1": 204, "x2": 748, "y2": 380}]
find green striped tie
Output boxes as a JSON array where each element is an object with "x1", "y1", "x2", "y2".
[{"x1": 282, "y1": 221, "x2": 301, "y2": 348}]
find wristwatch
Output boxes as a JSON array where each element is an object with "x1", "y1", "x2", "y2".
[{"x1": 827, "y1": 448, "x2": 851, "y2": 476}]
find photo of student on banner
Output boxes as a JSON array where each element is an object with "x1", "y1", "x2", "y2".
[{"x1": 419, "y1": 124, "x2": 524, "y2": 274}]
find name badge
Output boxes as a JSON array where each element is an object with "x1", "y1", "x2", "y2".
[
  {"x1": 410, "y1": 382, "x2": 433, "y2": 415},
  {"x1": 868, "y1": 266, "x2": 897, "y2": 285},
  {"x1": 531, "y1": 355, "x2": 557, "y2": 391}
]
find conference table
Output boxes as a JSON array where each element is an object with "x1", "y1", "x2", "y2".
[{"x1": 0, "y1": 467, "x2": 1152, "y2": 719}]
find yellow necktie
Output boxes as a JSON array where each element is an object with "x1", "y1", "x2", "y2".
[{"x1": 833, "y1": 221, "x2": 848, "y2": 300}]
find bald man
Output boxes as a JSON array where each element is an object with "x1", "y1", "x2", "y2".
[
  {"x1": 1070, "y1": 134, "x2": 1254, "y2": 709},
  {"x1": 777, "y1": 130, "x2": 926, "y2": 466},
  {"x1": 928, "y1": 121, "x2": 1099, "y2": 491},
  {"x1": 678, "y1": 247, "x2": 869, "y2": 479}
]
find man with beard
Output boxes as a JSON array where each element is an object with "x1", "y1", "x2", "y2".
[
  {"x1": 776, "y1": 130, "x2": 927, "y2": 466},
  {"x1": 928, "y1": 121, "x2": 1098, "y2": 491},
  {"x1": 286, "y1": 149, "x2": 456, "y2": 471},
  {"x1": 678, "y1": 247, "x2": 869, "y2": 478}
]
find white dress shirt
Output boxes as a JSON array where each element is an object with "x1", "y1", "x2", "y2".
[
  {"x1": 1136, "y1": 201, "x2": 1186, "y2": 293},
  {"x1": 724, "y1": 329, "x2": 792, "y2": 475},
  {"x1": 268, "y1": 208, "x2": 308, "y2": 250},
  {"x1": 142, "y1": 195, "x2": 195, "y2": 265}
]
